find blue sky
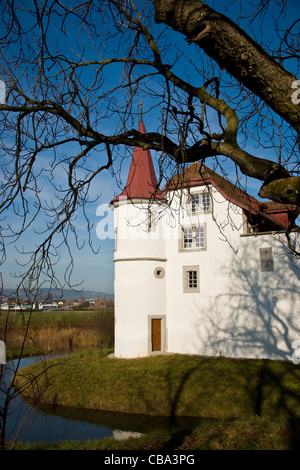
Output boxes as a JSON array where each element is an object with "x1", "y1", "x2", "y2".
[{"x1": 0, "y1": 0, "x2": 299, "y2": 296}]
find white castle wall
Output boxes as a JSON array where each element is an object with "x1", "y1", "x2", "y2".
[
  {"x1": 112, "y1": 188, "x2": 300, "y2": 361},
  {"x1": 165, "y1": 187, "x2": 300, "y2": 361}
]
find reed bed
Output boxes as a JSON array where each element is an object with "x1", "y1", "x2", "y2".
[
  {"x1": 26, "y1": 325, "x2": 100, "y2": 352},
  {"x1": 1, "y1": 307, "x2": 114, "y2": 356}
]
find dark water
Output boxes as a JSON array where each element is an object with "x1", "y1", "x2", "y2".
[{"x1": 1, "y1": 355, "x2": 200, "y2": 444}]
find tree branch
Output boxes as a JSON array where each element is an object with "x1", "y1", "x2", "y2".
[{"x1": 153, "y1": 0, "x2": 300, "y2": 139}]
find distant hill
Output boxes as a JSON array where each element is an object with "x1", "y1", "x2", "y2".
[{"x1": 1, "y1": 287, "x2": 114, "y2": 301}]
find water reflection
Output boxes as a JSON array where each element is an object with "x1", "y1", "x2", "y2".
[{"x1": 2, "y1": 355, "x2": 200, "y2": 444}]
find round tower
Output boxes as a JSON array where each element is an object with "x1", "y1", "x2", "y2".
[{"x1": 111, "y1": 108, "x2": 167, "y2": 358}]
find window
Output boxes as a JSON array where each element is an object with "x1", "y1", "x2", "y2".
[
  {"x1": 154, "y1": 267, "x2": 165, "y2": 279},
  {"x1": 260, "y1": 248, "x2": 274, "y2": 272},
  {"x1": 183, "y1": 266, "x2": 200, "y2": 293},
  {"x1": 187, "y1": 270, "x2": 198, "y2": 289},
  {"x1": 190, "y1": 193, "x2": 211, "y2": 213},
  {"x1": 183, "y1": 225, "x2": 206, "y2": 250}
]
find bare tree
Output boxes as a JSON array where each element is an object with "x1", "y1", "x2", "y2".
[{"x1": 0, "y1": 1, "x2": 299, "y2": 280}]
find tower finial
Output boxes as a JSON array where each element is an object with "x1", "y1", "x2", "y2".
[{"x1": 139, "y1": 101, "x2": 143, "y2": 123}]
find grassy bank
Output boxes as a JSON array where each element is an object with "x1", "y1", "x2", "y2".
[
  {"x1": 12, "y1": 348, "x2": 300, "y2": 449},
  {"x1": 11, "y1": 416, "x2": 300, "y2": 450}
]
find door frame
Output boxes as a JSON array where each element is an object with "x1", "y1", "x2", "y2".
[{"x1": 148, "y1": 315, "x2": 166, "y2": 355}]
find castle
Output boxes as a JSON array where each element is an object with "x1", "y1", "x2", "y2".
[{"x1": 110, "y1": 115, "x2": 300, "y2": 361}]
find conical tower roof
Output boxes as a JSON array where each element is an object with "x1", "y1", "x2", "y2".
[{"x1": 112, "y1": 108, "x2": 163, "y2": 203}]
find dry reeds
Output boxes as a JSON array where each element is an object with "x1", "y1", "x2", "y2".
[{"x1": 3, "y1": 308, "x2": 114, "y2": 354}]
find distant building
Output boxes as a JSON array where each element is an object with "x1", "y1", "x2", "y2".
[
  {"x1": 110, "y1": 114, "x2": 300, "y2": 361},
  {"x1": 38, "y1": 302, "x2": 59, "y2": 311},
  {"x1": 1, "y1": 302, "x2": 34, "y2": 311}
]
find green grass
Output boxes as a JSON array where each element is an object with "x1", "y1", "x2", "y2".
[
  {"x1": 10, "y1": 417, "x2": 300, "y2": 450},
  {"x1": 12, "y1": 349, "x2": 300, "y2": 449},
  {"x1": 16, "y1": 349, "x2": 300, "y2": 419}
]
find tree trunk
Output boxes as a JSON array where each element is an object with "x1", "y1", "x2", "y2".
[{"x1": 153, "y1": 0, "x2": 300, "y2": 138}]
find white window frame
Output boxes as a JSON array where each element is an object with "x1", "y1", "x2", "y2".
[
  {"x1": 181, "y1": 224, "x2": 206, "y2": 251},
  {"x1": 183, "y1": 266, "x2": 200, "y2": 293}
]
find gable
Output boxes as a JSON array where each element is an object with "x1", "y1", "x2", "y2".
[{"x1": 164, "y1": 162, "x2": 297, "y2": 233}]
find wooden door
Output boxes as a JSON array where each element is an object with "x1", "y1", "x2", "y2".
[{"x1": 152, "y1": 319, "x2": 161, "y2": 352}]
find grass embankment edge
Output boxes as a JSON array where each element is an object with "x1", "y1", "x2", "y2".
[{"x1": 10, "y1": 348, "x2": 300, "y2": 450}]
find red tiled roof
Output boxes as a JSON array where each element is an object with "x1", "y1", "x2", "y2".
[
  {"x1": 165, "y1": 162, "x2": 264, "y2": 211},
  {"x1": 111, "y1": 120, "x2": 163, "y2": 203}
]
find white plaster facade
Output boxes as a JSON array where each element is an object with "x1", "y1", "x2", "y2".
[{"x1": 111, "y1": 123, "x2": 300, "y2": 362}]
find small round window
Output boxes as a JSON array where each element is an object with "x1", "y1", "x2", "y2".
[{"x1": 154, "y1": 267, "x2": 165, "y2": 279}]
